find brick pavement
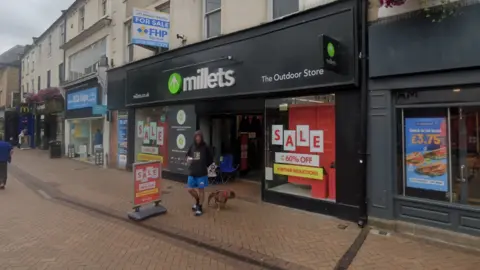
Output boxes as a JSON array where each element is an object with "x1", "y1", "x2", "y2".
[
  {"x1": 0, "y1": 173, "x2": 263, "y2": 270},
  {"x1": 349, "y1": 232, "x2": 480, "y2": 270},
  {"x1": 12, "y1": 150, "x2": 359, "y2": 270}
]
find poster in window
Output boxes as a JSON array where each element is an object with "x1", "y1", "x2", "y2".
[
  {"x1": 137, "y1": 121, "x2": 144, "y2": 138},
  {"x1": 404, "y1": 118, "x2": 448, "y2": 192},
  {"x1": 150, "y1": 122, "x2": 157, "y2": 141},
  {"x1": 143, "y1": 126, "x2": 150, "y2": 144},
  {"x1": 157, "y1": 126, "x2": 164, "y2": 146}
]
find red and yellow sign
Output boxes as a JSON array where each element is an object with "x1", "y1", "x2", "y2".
[
  {"x1": 133, "y1": 161, "x2": 162, "y2": 207},
  {"x1": 273, "y1": 163, "x2": 323, "y2": 180},
  {"x1": 137, "y1": 153, "x2": 163, "y2": 162}
]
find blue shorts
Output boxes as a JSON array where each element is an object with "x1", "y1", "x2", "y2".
[{"x1": 187, "y1": 175, "x2": 208, "y2": 189}]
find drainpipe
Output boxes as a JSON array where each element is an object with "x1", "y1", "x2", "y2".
[
  {"x1": 61, "y1": 16, "x2": 67, "y2": 155},
  {"x1": 357, "y1": 0, "x2": 369, "y2": 227}
]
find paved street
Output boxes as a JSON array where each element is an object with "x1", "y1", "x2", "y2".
[
  {"x1": 0, "y1": 174, "x2": 262, "y2": 270},
  {"x1": 6, "y1": 149, "x2": 480, "y2": 270}
]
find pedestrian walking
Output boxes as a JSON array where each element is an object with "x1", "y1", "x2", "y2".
[
  {"x1": 0, "y1": 139, "x2": 13, "y2": 189},
  {"x1": 186, "y1": 130, "x2": 213, "y2": 216}
]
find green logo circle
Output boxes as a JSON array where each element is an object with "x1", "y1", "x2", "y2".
[
  {"x1": 327, "y1": 42, "x2": 335, "y2": 58},
  {"x1": 168, "y1": 73, "x2": 182, "y2": 94}
]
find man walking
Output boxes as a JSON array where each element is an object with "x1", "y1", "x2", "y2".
[
  {"x1": 0, "y1": 139, "x2": 13, "y2": 189},
  {"x1": 186, "y1": 130, "x2": 213, "y2": 216}
]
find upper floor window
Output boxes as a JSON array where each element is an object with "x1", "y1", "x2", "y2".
[
  {"x1": 204, "y1": 0, "x2": 221, "y2": 38},
  {"x1": 26, "y1": 56, "x2": 29, "y2": 74},
  {"x1": 31, "y1": 79, "x2": 35, "y2": 93},
  {"x1": 48, "y1": 35, "x2": 52, "y2": 57},
  {"x1": 271, "y1": 0, "x2": 299, "y2": 20},
  {"x1": 68, "y1": 38, "x2": 107, "y2": 81},
  {"x1": 31, "y1": 60, "x2": 35, "y2": 72},
  {"x1": 125, "y1": 21, "x2": 134, "y2": 63},
  {"x1": 156, "y1": 1, "x2": 170, "y2": 13},
  {"x1": 59, "y1": 23, "x2": 65, "y2": 46},
  {"x1": 101, "y1": 0, "x2": 107, "y2": 16},
  {"x1": 37, "y1": 76, "x2": 41, "y2": 91},
  {"x1": 79, "y1": 6, "x2": 85, "y2": 31},
  {"x1": 47, "y1": 70, "x2": 51, "y2": 88}
]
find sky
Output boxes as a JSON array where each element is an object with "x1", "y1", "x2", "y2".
[{"x1": 0, "y1": 0, "x2": 75, "y2": 54}]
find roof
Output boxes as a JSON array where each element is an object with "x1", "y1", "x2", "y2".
[{"x1": 0, "y1": 45, "x2": 25, "y2": 66}]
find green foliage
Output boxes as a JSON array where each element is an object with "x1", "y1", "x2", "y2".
[{"x1": 420, "y1": 0, "x2": 460, "y2": 22}]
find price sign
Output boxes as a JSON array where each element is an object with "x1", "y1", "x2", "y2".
[{"x1": 411, "y1": 134, "x2": 441, "y2": 145}]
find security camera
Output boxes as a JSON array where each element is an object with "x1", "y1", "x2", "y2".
[{"x1": 176, "y1": 34, "x2": 187, "y2": 46}]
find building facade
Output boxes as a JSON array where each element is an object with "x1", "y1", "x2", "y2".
[
  {"x1": 107, "y1": 0, "x2": 368, "y2": 222},
  {"x1": 0, "y1": 45, "x2": 24, "y2": 141},
  {"x1": 20, "y1": 14, "x2": 65, "y2": 150},
  {"x1": 367, "y1": 0, "x2": 480, "y2": 237}
]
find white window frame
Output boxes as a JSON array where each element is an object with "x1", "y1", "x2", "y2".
[
  {"x1": 100, "y1": 0, "x2": 107, "y2": 16},
  {"x1": 59, "y1": 23, "x2": 65, "y2": 46},
  {"x1": 125, "y1": 20, "x2": 134, "y2": 63},
  {"x1": 267, "y1": 0, "x2": 301, "y2": 21},
  {"x1": 203, "y1": 0, "x2": 221, "y2": 39},
  {"x1": 79, "y1": 6, "x2": 85, "y2": 31},
  {"x1": 48, "y1": 35, "x2": 52, "y2": 57},
  {"x1": 155, "y1": 1, "x2": 170, "y2": 13}
]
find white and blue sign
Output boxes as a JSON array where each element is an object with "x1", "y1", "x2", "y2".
[
  {"x1": 67, "y1": 87, "x2": 98, "y2": 110},
  {"x1": 132, "y1": 8, "x2": 170, "y2": 48},
  {"x1": 92, "y1": 105, "x2": 107, "y2": 115},
  {"x1": 404, "y1": 118, "x2": 448, "y2": 192}
]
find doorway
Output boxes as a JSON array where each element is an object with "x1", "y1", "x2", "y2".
[{"x1": 201, "y1": 113, "x2": 264, "y2": 182}]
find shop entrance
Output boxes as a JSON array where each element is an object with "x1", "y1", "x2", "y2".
[{"x1": 200, "y1": 113, "x2": 264, "y2": 182}]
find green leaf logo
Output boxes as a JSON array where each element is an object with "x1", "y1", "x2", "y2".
[
  {"x1": 327, "y1": 42, "x2": 335, "y2": 58},
  {"x1": 168, "y1": 73, "x2": 182, "y2": 94}
]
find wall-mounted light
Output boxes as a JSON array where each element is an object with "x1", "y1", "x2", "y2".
[{"x1": 453, "y1": 88, "x2": 461, "y2": 92}]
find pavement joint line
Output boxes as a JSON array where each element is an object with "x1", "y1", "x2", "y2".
[
  {"x1": 9, "y1": 164, "x2": 311, "y2": 270},
  {"x1": 334, "y1": 226, "x2": 370, "y2": 270},
  {"x1": 37, "y1": 189, "x2": 52, "y2": 200}
]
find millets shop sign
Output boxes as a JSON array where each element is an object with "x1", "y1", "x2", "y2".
[{"x1": 168, "y1": 67, "x2": 236, "y2": 94}]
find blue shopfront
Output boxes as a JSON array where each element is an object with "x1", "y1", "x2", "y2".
[{"x1": 64, "y1": 81, "x2": 106, "y2": 162}]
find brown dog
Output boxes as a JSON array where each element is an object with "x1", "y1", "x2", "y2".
[{"x1": 208, "y1": 190, "x2": 236, "y2": 212}]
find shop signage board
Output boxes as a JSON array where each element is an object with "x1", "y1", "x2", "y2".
[
  {"x1": 92, "y1": 105, "x2": 107, "y2": 115},
  {"x1": 124, "y1": 7, "x2": 356, "y2": 106},
  {"x1": 133, "y1": 161, "x2": 161, "y2": 207},
  {"x1": 67, "y1": 87, "x2": 98, "y2": 110},
  {"x1": 132, "y1": 8, "x2": 170, "y2": 48},
  {"x1": 167, "y1": 105, "x2": 195, "y2": 174},
  {"x1": 404, "y1": 118, "x2": 448, "y2": 192},
  {"x1": 117, "y1": 111, "x2": 128, "y2": 169}
]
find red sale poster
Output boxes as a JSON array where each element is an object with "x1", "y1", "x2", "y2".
[{"x1": 133, "y1": 161, "x2": 162, "y2": 207}]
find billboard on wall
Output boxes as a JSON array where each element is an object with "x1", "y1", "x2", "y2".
[
  {"x1": 131, "y1": 8, "x2": 170, "y2": 48},
  {"x1": 167, "y1": 105, "x2": 195, "y2": 174}
]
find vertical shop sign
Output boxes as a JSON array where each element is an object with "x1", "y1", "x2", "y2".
[
  {"x1": 404, "y1": 118, "x2": 448, "y2": 192},
  {"x1": 117, "y1": 111, "x2": 128, "y2": 169},
  {"x1": 167, "y1": 105, "x2": 195, "y2": 174},
  {"x1": 133, "y1": 161, "x2": 162, "y2": 207}
]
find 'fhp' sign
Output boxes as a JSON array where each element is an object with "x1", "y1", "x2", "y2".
[{"x1": 132, "y1": 8, "x2": 170, "y2": 48}]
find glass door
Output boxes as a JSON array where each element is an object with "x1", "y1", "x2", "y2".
[{"x1": 451, "y1": 107, "x2": 480, "y2": 205}]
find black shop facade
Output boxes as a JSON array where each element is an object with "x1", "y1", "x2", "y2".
[{"x1": 109, "y1": 0, "x2": 366, "y2": 221}]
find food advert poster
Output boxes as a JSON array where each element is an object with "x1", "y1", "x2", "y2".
[
  {"x1": 133, "y1": 161, "x2": 161, "y2": 207},
  {"x1": 404, "y1": 118, "x2": 448, "y2": 192}
]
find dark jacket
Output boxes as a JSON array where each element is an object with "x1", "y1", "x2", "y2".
[{"x1": 186, "y1": 131, "x2": 213, "y2": 177}]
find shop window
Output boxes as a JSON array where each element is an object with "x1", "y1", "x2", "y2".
[
  {"x1": 68, "y1": 118, "x2": 104, "y2": 162},
  {"x1": 398, "y1": 106, "x2": 480, "y2": 206},
  {"x1": 134, "y1": 107, "x2": 169, "y2": 170},
  {"x1": 204, "y1": 0, "x2": 221, "y2": 38},
  {"x1": 271, "y1": 0, "x2": 299, "y2": 20},
  {"x1": 265, "y1": 94, "x2": 336, "y2": 200}
]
